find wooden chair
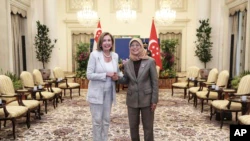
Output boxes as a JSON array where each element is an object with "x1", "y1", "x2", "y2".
[
  {"x1": 196, "y1": 70, "x2": 229, "y2": 112},
  {"x1": 188, "y1": 68, "x2": 218, "y2": 106},
  {"x1": 0, "y1": 75, "x2": 41, "y2": 119},
  {"x1": 0, "y1": 75, "x2": 31, "y2": 139},
  {"x1": 210, "y1": 75, "x2": 250, "y2": 128},
  {"x1": 53, "y1": 67, "x2": 80, "y2": 99},
  {"x1": 33, "y1": 69, "x2": 63, "y2": 106},
  {"x1": 172, "y1": 66, "x2": 200, "y2": 99},
  {"x1": 20, "y1": 71, "x2": 56, "y2": 114}
]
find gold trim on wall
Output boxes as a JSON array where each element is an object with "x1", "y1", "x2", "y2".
[
  {"x1": 66, "y1": 0, "x2": 97, "y2": 13},
  {"x1": 110, "y1": 0, "x2": 142, "y2": 13},
  {"x1": 155, "y1": 0, "x2": 187, "y2": 12}
]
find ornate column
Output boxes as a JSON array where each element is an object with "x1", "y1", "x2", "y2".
[
  {"x1": 197, "y1": 0, "x2": 211, "y2": 20},
  {"x1": 43, "y1": 0, "x2": 58, "y2": 71}
]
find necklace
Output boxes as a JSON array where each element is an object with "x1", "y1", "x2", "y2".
[{"x1": 103, "y1": 53, "x2": 111, "y2": 58}]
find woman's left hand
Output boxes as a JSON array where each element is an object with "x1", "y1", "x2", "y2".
[
  {"x1": 111, "y1": 73, "x2": 119, "y2": 81},
  {"x1": 151, "y1": 103, "x2": 157, "y2": 112}
]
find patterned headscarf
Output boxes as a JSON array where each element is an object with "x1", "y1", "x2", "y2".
[{"x1": 129, "y1": 38, "x2": 149, "y2": 61}]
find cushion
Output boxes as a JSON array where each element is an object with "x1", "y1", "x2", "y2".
[
  {"x1": 211, "y1": 100, "x2": 241, "y2": 110},
  {"x1": 51, "y1": 87, "x2": 62, "y2": 93},
  {"x1": 8, "y1": 100, "x2": 40, "y2": 109},
  {"x1": 27, "y1": 91, "x2": 55, "y2": 99},
  {"x1": 189, "y1": 87, "x2": 204, "y2": 93},
  {"x1": 0, "y1": 106, "x2": 28, "y2": 118},
  {"x1": 172, "y1": 82, "x2": 188, "y2": 88},
  {"x1": 196, "y1": 91, "x2": 218, "y2": 99},
  {"x1": 238, "y1": 115, "x2": 250, "y2": 125},
  {"x1": 58, "y1": 83, "x2": 80, "y2": 88}
]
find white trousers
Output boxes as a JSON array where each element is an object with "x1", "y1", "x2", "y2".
[{"x1": 89, "y1": 89, "x2": 112, "y2": 141}]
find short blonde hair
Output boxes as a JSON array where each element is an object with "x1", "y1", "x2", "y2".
[{"x1": 97, "y1": 32, "x2": 114, "y2": 51}]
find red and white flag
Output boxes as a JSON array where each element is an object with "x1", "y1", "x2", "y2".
[
  {"x1": 93, "y1": 20, "x2": 102, "y2": 50},
  {"x1": 148, "y1": 19, "x2": 162, "y2": 69}
]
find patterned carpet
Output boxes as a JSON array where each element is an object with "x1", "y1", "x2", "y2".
[{"x1": 0, "y1": 89, "x2": 232, "y2": 141}]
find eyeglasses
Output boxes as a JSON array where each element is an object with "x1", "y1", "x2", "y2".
[{"x1": 130, "y1": 44, "x2": 141, "y2": 48}]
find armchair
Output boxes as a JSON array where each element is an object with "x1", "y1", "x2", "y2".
[
  {"x1": 172, "y1": 66, "x2": 200, "y2": 99},
  {"x1": 0, "y1": 75, "x2": 32, "y2": 139},
  {"x1": 53, "y1": 67, "x2": 80, "y2": 99},
  {"x1": 188, "y1": 68, "x2": 218, "y2": 105},
  {"x1": 0, "y1": 104, "x2": 30, "y2": 139},
  {"x1": 33, "y1": 69, "x2": 63, "y2": 106},
  {"x1": 196, "y1": 70, "x2": 229, "y2": 112},
  {"x1": 20, "y1": 71, "x2": 56, "y2": 114},
  {"x1": 210, "y1": 75, "x2": 250, "y2": 128},
  {"x1": 0, "y1": 75, "x2": 41, "y2": 118}
]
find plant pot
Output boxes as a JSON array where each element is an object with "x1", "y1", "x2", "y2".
[
  {"x1": 76, "y1": 78, "x2": 89, "y2": 89},
  {"x1": 39, "y1": 69, "x2": 51, "y2": 80},
  {"x1": 199, "y1": 68, "x2": 211, "y2": 79}
]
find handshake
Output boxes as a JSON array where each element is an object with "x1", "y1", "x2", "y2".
[{"x1": 106, "y1": 72, "x2": 123, "y2": 81}]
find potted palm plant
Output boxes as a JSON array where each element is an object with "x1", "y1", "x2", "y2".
[
  {"x1": 34, "y1": 21, "x2": 57, "y2": 79},
  {"x1": 194, "y1": 19, "x2": 213, "y2": 78}
]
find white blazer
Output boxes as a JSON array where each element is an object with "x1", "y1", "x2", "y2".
[{"x1": 86, "y1": 50, "x2": 119, "y2": 105}]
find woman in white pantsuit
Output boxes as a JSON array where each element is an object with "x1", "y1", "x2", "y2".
[{"x1": 86, "y1": 32, "x2": 119, "y2": 141}]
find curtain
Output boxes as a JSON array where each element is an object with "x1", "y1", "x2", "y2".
[
  {"x1": 72, "y1": 32, "x2": 94, "y2": 72},
  {"x1": 240, "y1": 10, "x2": 247, "y2": 73},
  {"x1": 231, "y1": 12, "x2": 239, "y2": 76},
  {"x1": 11, "y1": 13, "x2": 25, "y2": 76},
  {"x1": 159, "y1": 32, "x2": 182, "y2": 72},
  {"x1": 230, "y1": 8, "x2": 247, "y2": 76}
]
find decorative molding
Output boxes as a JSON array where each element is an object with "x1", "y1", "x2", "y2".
[
  {"x1": 225, "y1": 0, "x2": 237, "y2": 5},
  {"x1": 155, "y1": 0, "x2": 187, "y2": 12},
  {"x1": 225, "y1": 0, "x2": 248, "y2": 6},
  {"x1": 156, "y1": 19, "x2": 190, "y2": 28},
  {"x1": 15, "y1": 0, "x2": 30, "y2": 7},
  {"x1": 10, "y1": 0, "x2": 30, "y2": 11},
  {"x1": 110, "y1": 0, "x2": 142, "y2": 13},
  {"x1": 66, "y1": 0, "x2": 97, "y2": 13},
  {"x1": 64, "y1": 19, "x2": 95, "y2": 33}
]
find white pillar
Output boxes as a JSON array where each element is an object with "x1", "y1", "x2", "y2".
[
  {"x1": 197, "y1": 0, "x2": 211, "y2": 20},
  {"x1": 43, "y1": 0, "x2": 58, "y2": 73},
  {"x1": 210, "y1": 0, "x2": 224, "y2": 71}
]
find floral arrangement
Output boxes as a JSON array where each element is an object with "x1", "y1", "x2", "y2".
[
  {"x1": 118, "y1": 58, "x2": 129, "y2": 73},
  {"x1": 75, "y1": 42, "x2": 90, "y2": 78},
  {"x1": 160, "y1": 39, "x2": 178, "y2": 78}
]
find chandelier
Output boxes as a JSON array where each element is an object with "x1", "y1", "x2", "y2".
[
  {"x1": 77, "y1": 0, "x2": 98, "y2": 27},
  {"x1": 116, "y1": 0, "x2": 137, "y2": 23},
  {"x1": 155, "y1": 0, "x2": 176, "y2": 25}
]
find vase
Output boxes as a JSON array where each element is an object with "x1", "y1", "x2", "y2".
[
  {"x1": 76, "y1": 78, "x2": 89, "y2": 89},
  {"x1": 39, "y1": 69, "x2": 51, "y2": 80}
]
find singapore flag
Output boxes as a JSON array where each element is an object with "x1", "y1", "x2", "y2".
[
  {"x1": 93, "y1": 20, "x2": 102, "y2": 50},
  {"x1": 148, "y1": 19, "x2": 162, "y2": 69}
]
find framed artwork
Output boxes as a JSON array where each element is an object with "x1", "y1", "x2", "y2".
[
  {"x1": 66, "y1": 0, "x2": 97, "y2": 13},
  {"x1": 155, "y1": 0, "x2": 187, "y2": 12}
]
